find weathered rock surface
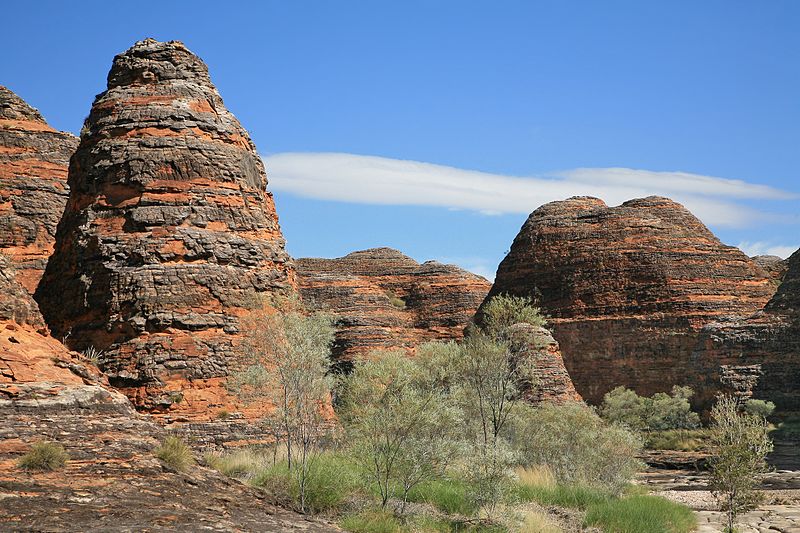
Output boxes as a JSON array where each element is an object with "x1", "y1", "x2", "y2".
[
  {"x1": 0, "y1": 255, "x2": 335, "y2": 532},
  {"x1": 483, "y1": 196, "x2": 776, "y2": 405},
  {"x1": 35, "y1": 39, "x2": 295, "y2": 415},
  {"x1": 752, "y1": 254, "x2": 788, "y2": 283},
  {"x1": 0, "y1": 86, "x2": 78, "y2": 293},
  {"x1": 297, "y1": 248, "x2": 491, "y2": 366},
  {"x1": 693, "y1": 249, "x2": 800, "y2": 411},
  {"x1": 506, "y1": 323, "x2": 582, "y2": 405}
]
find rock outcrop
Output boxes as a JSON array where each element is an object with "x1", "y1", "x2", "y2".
[
  {"x1": 297, "y1": 248, "x2": 491, "y2": 366},
  {"x1": 507, "y1": 323, "x2": 582, "y2": 405},
  {"x1": 34, "y1": 39, "x2": 295, "y2": 415},
  {"x1": 0, "y1": 86, "x2": 78, "y2": 293},
  {"x1": 693, "y1": 249, "x2": 800, "y2": 411},
  {"x1": 752, "y1": 255, "x2": 788, "y2": 283},
  {"x1": 0, "y1": 256, "x2": 334, "y2": 532},
  {"x1": 483, "y1": 196, "x2": 776, "y2": 405}
]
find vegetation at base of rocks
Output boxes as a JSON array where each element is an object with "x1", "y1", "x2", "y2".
[
  {"x1": 155, "y1": 436, "x2": 194, "y2": 472},
  {"x1": 204, "y1": 447, "x2": 269, "y2": 480},
  {"x1": 17, "y1": 441, "x2": 68, "y2": 471},
  {"x1": 340, "y1": 509, "x2": 403, "y2": 533},
  {"x1": 644, "y1": 428, "x2": 713, "y2": 451},
  {"x1": 743, "y1": 399, "x2": 776, "y2": 419},
  {"x1": 384, "y1": 289, "x2": 407, "y2": 310},
  {"x1": 709, "y1": 395, "x2": 773, "y2": 533},
  {"x1": 583, "y1": 494, "x2": 697, "y2": 533},
  {"x1": 475, "y1": 293, "x2": 547, "y2": 341},
  {"x1": 81, "y1": 345, "x2": 103, "y2": 366},
  {"x1": 599, "y1": 385, "x2": 701, "y2": 433}
]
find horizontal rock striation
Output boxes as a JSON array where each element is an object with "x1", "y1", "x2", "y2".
[
  {"x1": 483, "y1": 196, "x2": 776, "y2": 405},
  {"x1": 0, "y1": 86, "x2": 78, "y2": 293},
  {"x1": 752, "y1": 255, "x2": 788, "y2": 284},
  {"x1": 693, "y1": 249, "x2": 800, "y2": 411},
  {"x1": 34, "y1": 39, "x2": 295, "y2": 414},
  {"x1": 297, "y1": 248, "x2": 491, "y2": 366}
]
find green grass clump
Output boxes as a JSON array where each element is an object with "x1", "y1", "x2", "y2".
[
  {"x1": 645, "y1": 429, "x2": 712, "y2": 451},
  {"x1": 155, "y1": 436, "x2": 194, "y2": 472},
  {"x1": 406, "y1": 478, "x2": 477, "y2": 516},
  {"x1": 18, "y1": 441, "x2": 68, "y2": 471},
  {"x1": 340, "y1": 509, "x2": 403, "y2": 533},
  {"x1": 583, "y1": 494, "x2": 697, "y2": 533},
  {"x1": 204, "y1": 447, "x2": 267, "y2": 479},
  {"x1": 252, "y1": 452, "x2": 361, "y2": 514},
  {"x1": 514, "y1": 483, "x2": 611, "y2": 510}
]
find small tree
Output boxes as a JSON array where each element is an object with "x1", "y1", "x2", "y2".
[
  {"x1": 339, "y1": 351, "x2": 459, "y2": 512},
  {"x1": 230, "y1": 296, "x2": 336, "y2": 513},
  {"x1": 600, "y1": 385, "x2": 700, "y2": 432},
  {"x1": 478, "y1": 293, "x2": 547, "y2": 342},
  {"x1": 709, "y1": 395, "x2": 773, "y2": 533}
]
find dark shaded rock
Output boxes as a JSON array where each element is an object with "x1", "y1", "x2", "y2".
[
  {"x1": 752, "y1": 255, "x2": 788, "y2": 283},
  {"x1": 34, "y1": 39, "x2": 295, "y2": 416},
  {"x1": 483, "y1": 196, "x2": 775, "y2": 405},
  {"x1": 693, "y1": 249, "x2": 800, "y2": 411},
  {"x1": 297, "y1": 248, "x2": 491, "y2": 366},
  {"x1": 0, "y1": 86, "x2": 78, "y2": 293}
]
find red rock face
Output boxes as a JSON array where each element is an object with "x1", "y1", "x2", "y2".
[
  {"x1": 0, "y1": 86, "x2": 78, "y2": 293},
  {"x1": 507, "y1": 323, "x2": 582, "y2": 405},
  {"x1": 34, "y1": 39, "x2": 295, "y2": 414},
  {"x1": 296, "y1": 248, "x2": 491, "y2": 366},
  {"x1": 483, "y1": 196, "x2": 775, "y2": 404},
  {"x1": 693, "y1": 249, "x2": 800, "y2": 411}
]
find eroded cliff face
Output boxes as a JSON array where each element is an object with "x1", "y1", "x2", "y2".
[
  {"x1": 34, "y1": 39, "x2": 295, "y2": 415},
  {"x1": 483, "y1": 196, "x2": 776, "y2": 405},
  {"x1": 0, "y1": 86, "x2": 78, "y2": 293},
  {"x1": 0, "y1": 255, "x2": 335, "y2": 532},
  {"x1": 296, "y1": 248, "x2": 491, "y2": 366},
  {"x1": 693, "y1": 249, "x2": 800, "y2": 411}
]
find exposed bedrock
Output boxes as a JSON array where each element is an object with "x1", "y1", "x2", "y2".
[
  {"x1": 296, "y1": 248, "x2": 491, "y2": 367},
  {"x1": 482, "y1": 196, "x2": 776, "y2": 406},
  {"x1": 34, "y1": 39, "x2": 295, "y2": 415},
  {"x1": 0, "y1": 86, "x2": 78, "y2": 293}
]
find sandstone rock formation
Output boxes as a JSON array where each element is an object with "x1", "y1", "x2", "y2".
[
  {"x1": 752, "y1": 255, "x2": 789, "y2": 283},
  {"x1": 0, "y1": 257, "x2": 334, "y2": 532},
  {"x1": 34, "y1": 39, "x2": 295, "y2": 414},
  {"x1": 297, "y1": 248, "x2": 491, "y2": 366},
  {"x1": 482, "y1": 196, "x2": 776, "y2": 405},
  {"x1": 507, "y1": 323, "x2": 582, "y2": 405},
  {"x1": 693, "y1": 249, "x2": 800, "y2": 411},
  {"x1": 0, "y1": 86, "x2": 78, "y2": 293}
]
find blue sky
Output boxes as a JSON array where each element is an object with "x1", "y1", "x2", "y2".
[{"x1": 2, "y1": 1, "x2": 798, "y2": 279}]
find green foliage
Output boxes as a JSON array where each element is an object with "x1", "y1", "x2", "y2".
[
  {"x1": 340, "y1": 351, "x2": 460, "y2": 510},
  {"x1": 155, "y1": 436, "x2": 194, "y2": 472},
  {"x1": 644, "y1": 429, "x2": 712, "y2": 451},
  {"x1": 204, "y1": 447, "x2": 268, "y2": 479},
  {"x1": 407, "y1": 478, "x2": 476, "y2": 515},
  {"x1": 340, "y1": 509, "x2": 403, "y2": 533},
  {"x1": 508, "y1": 402, "x2": 643, "y2": 495},
  {"x1": 252, "y1": 452, "x2": 362, "y2": 514},
  {"x1": 709, "y1": 395, "x2": 773, "y2": 532},
  {"x1": 478, "y1": 294, "x2": 546, "y2": 341},
  {"x1": 744, "y1": 399, "x2": 776, "y2": 419},
  {"x1": 18, "y1": 441, "x2": 68, "y2": 471},
  {"x1": 583, "y1": 494, "x2": 697, "y2": 533},
  {"x1": 384, "y1": 289, "x2": 407, "y2": 310},
  {"x1": 600, "y1": 386, "x2": 700, "y2": 432},
  {"x1": 514, "y1": 482, "x2": 611, "y2": 510}
]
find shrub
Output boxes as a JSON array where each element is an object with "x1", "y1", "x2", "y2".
[
  {"x1": 18, "y1": 441, "x2": 68, "y2": 471},
  {"x1": 384, "y1": 290, "x2": 406, "y2": 310},
  {"x1": 644, "y1": 429, "x2": 712, "y2": 451},
  {"x1": 407, "y1": 478, "x2": 476, "y2": 516},
  {"x1": 583, "y1": 494, "x2": 697, "y2": 533},
  {"x1": 744, "y1": 399, "x2": 776, "y2": 419},
  {"x1": 600, "y1": 386, "x2": 700, "y2": 432},
  {"x1": 478, "y1": 294, "x2": 547, "y2": 341},
  {"x1": 509, "y1": 402, "x2": 642, "y2": 494},
  {"x1": 252, "y1": 452, "x2": 361, "y2": 514},
  {"x1": 155, "y1": 436, "x2": 194, "y2": 472},
  {"x1": 340, "y1": 509, "x2": 403, "y2": 533}
]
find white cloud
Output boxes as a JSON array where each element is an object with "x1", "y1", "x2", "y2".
[
  {"x1": 264, "y1": 152, "x2": 797, "y2": 228},
  {"x1": 736, "y1": 241, "x2": 798, "y2": 259},
  {"x1": 437, "y1": 255, "x2": 496, "y2": 281}
]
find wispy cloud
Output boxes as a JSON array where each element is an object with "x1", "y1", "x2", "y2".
[
  {"x1": 264, "y1": 152, "x2": 797, "y2": 228},
  {"x1": 736, "y1": 241, "x2": 798, "y2": 259}
]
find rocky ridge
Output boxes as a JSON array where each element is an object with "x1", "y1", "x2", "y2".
[
  {"x1": 296, "y1": 248, "x2": 491, "y2": 366},
  {"x1": 0, "y1": 86, "x2": 78, "y2": 293},
  {"x1": 34, "y1": 39, "x2": 295, "y2": 416},
  {"x1": 483, "y1": 196, "x2": 776, "y2": 406}
]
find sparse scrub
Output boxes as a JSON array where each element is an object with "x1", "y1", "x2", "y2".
[
  {"x1": 384, "y1": 289, "x2": 407, "y2": 310},
  {"x1": 340, "y1": 509, "x2": 403, "y2": 533},
  {"x1": 744, "y1": 399, "x2": 775, "y2": 419},
  {"x1": 644, "y1": 428, "x2": 712, "y2": 451},
  {"x1": 155, "y1": 436, "x2": 194, "y2": 472},
  {"x1": 583, "y1": 494, "x2": 697, "y2": 533},
  {"x1": 18, "y1": 441, "x2": 68, "y2": 471},
  {"x1": 407, "y1": 477, "x2": 476, "y2": 515},
  {"x1": 600, "y1": 385, "x2": 700, "y2": 433},
  {"x1": 517, "y1": 509, "x2": 561, "y2": 533},
  {"x1": 204, "y1": 447, "x2": 267, "y2": 479},
  {"x1": 514, "y1": 482, "x2": 611, "y2": 510}
]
